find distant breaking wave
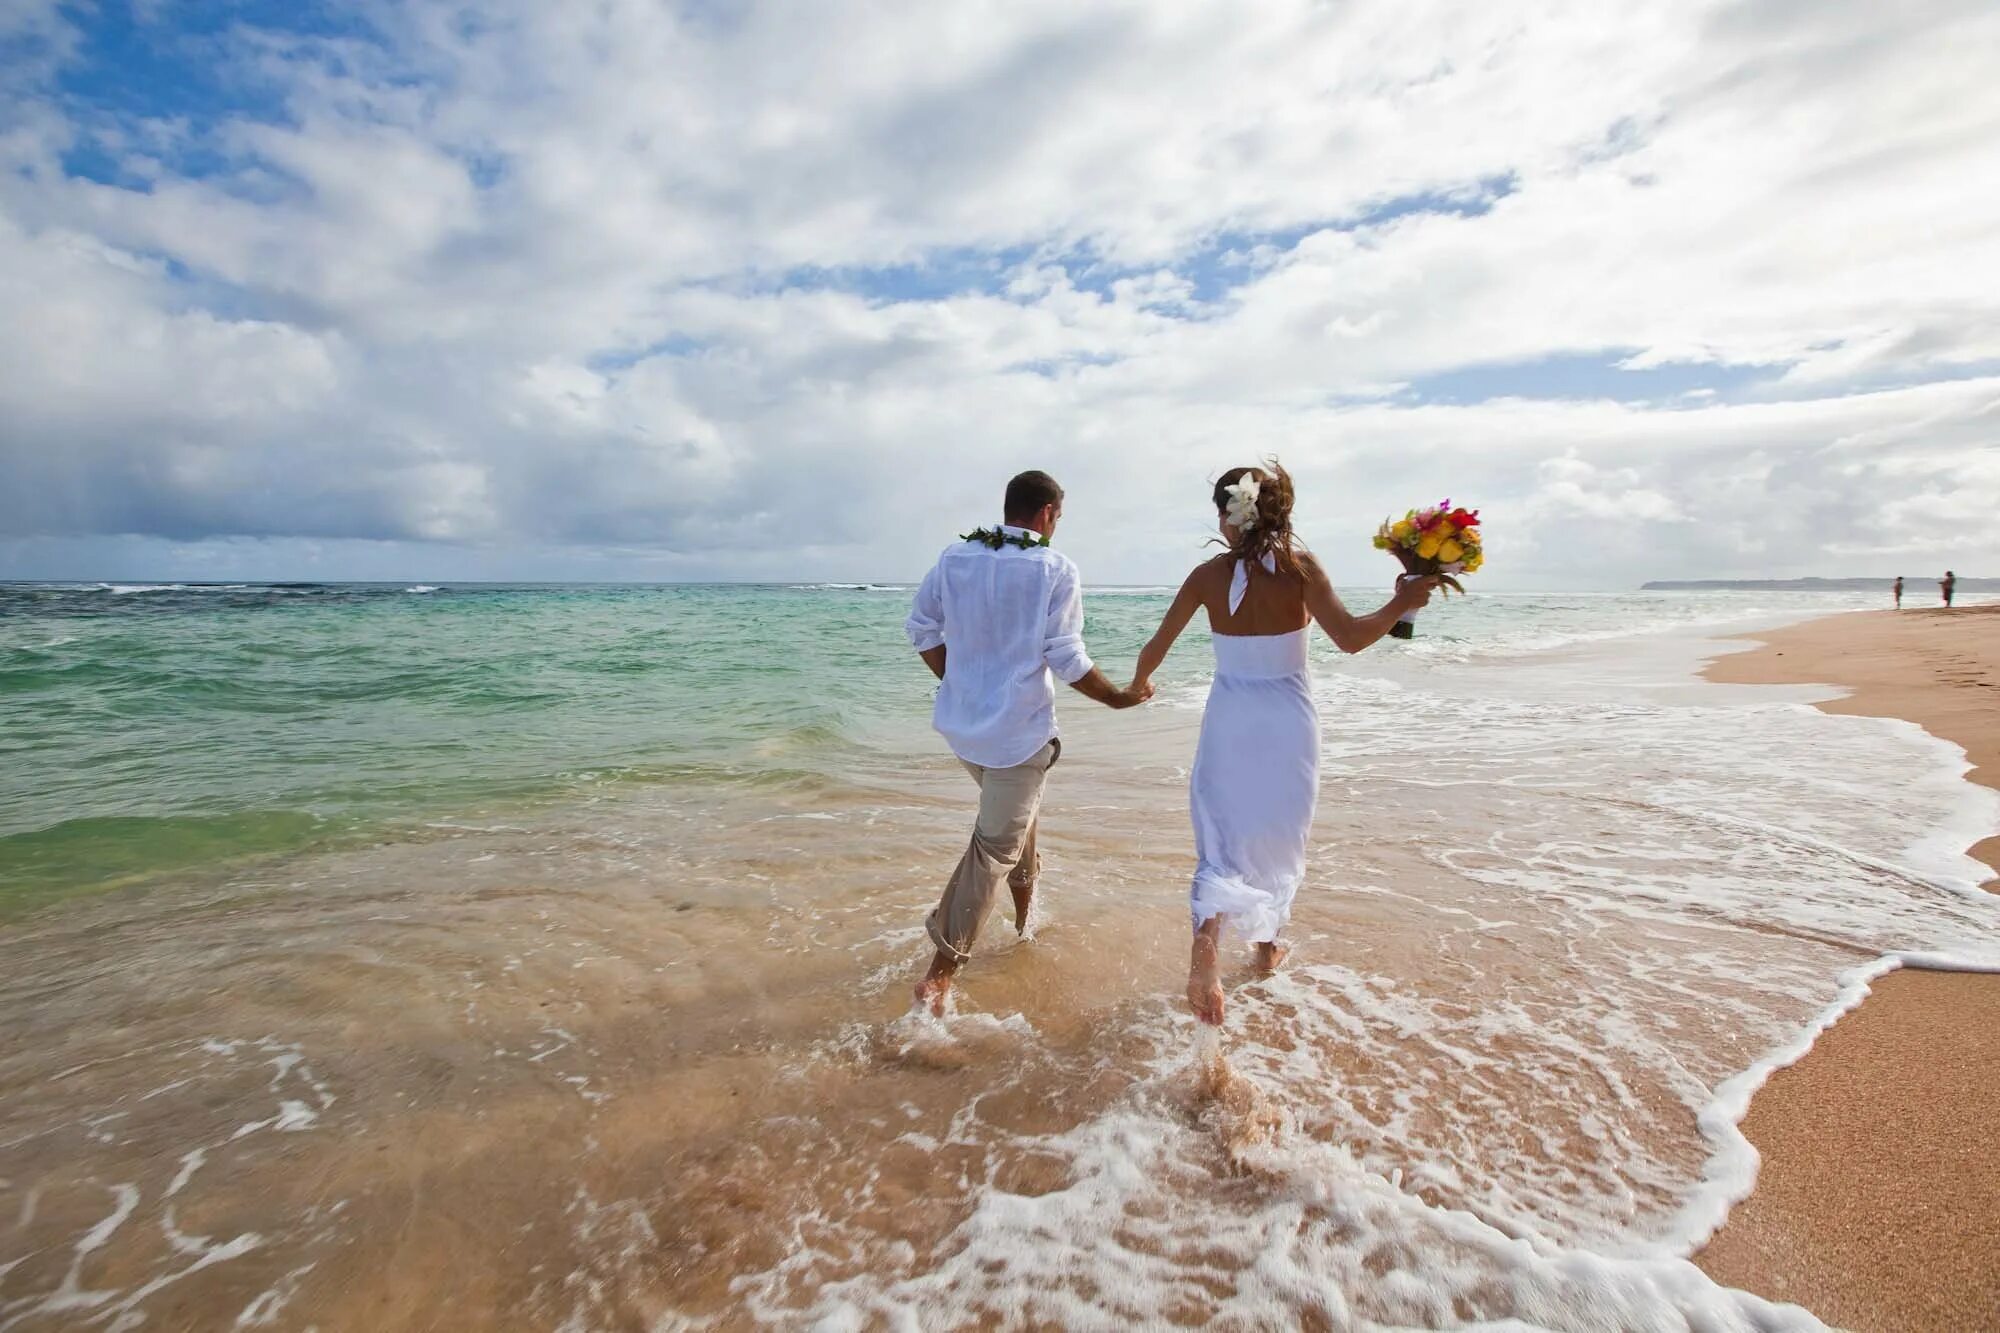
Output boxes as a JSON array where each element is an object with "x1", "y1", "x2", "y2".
[{"x1": 95, "y1": 583, "x2": 250, "y2": 594}]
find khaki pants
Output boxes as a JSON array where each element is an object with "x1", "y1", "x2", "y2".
[{"x1": 926, "y1": 739, "x2": 1059, "y2": 964}]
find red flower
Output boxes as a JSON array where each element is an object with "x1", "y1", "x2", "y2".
[{"x1": 1447, "y1": 507, "x2": 1480, "y2": 529}]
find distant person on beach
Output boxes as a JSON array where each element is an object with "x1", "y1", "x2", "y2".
[
  {"x1": 1127, "y1": 462, "x2": 1437, "y2": 1025},
  {"x1": 1941, "y1": 570, "x2": 1956, "y2": 607},
  {"x1": 905, "y1": 470, "x2": 1151, "y2": 1015},
  {"x1": 1893, "y1": 576, "x2": 1904, "y2": 608}
]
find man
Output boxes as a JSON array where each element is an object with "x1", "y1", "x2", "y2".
[
  {"x1": 904, "y1": 470, "x2": 1149, "y2": 1015},
  {"x1": 1941, "y1": 570, "x2": 1956, "y2": 608},
  {"x1": 1893, "y1": 575, "x2": 1904, "y2": 608}
]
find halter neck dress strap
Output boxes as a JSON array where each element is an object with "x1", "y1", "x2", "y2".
[{"x1": 1228, "y1": 552, "x2": 1280, "y2": 615}]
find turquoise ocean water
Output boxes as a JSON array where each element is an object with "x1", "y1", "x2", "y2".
[
  {"x1": 0, "y1": 577, "x2": 1949, "y2": 915},
  {"x1": 1, "y1": 581, "x2": 938, "y2": 910}
]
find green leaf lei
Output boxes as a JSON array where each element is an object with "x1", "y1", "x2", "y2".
[{"x1": 960, "y1": 526, "x2": 1050, "y2": 550}]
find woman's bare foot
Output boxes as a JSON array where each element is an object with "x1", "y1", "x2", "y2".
[
  {"x1": 1010, "y1": 878, "x2": 1035, "y2": 935},
  {"x1": 1187, "y1": 931, "x2": 1224, "y2": 1025},
  {"x1": 1252, "y1": 940, "x2": 1290, "y2": 974}
]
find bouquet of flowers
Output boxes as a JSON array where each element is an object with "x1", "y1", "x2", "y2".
[{"x1": 1373, "y1": 500, "x2": 1482, "y2": 638}]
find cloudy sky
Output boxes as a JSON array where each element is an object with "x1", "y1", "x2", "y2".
[{"x1": 2, "y1": 0, "x2": 1996, "y2": 587}]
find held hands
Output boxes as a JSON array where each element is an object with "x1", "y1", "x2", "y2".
[
  {"x1": 1109, "y1": 677, "x2": 1154, "y2": 709},
  {"x1": 1071, "y1": 666, "x2": 1151, "y2": 709}
]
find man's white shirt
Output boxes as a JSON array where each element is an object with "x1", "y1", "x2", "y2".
[{"x1": 905, "y1": 525, "x2": 1095, "y2": 769}]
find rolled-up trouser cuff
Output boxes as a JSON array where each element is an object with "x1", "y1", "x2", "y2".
[
  {"x1": 927, "y1": 832, "x2": 1018, "y2": 962},
  {"x1": 926, "y1": 904, "x2": 973, "y2": 965}
]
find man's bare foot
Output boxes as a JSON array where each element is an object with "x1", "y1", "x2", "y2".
[
  {"x1": 1010, "y1": 878, "x2": 1036, "y2": 935},
  {"x1": 913, "y1": 977, "x2": 950, "y2": 1017},
  {"x1": 1187, "y1": 933, "x2": 1224, "y2": 1025},
  {"x1": 1252, "y1": 940, "x2": 1290, "y2": 974},
  {"x1": 914, "y1": 949, "x2": 961, "y2": 1018}
]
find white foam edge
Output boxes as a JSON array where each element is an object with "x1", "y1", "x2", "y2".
[
  {"x1": 1727, "y1": 606, "x2": 2000, "y2": 891},
  {"x1": 1664, "y1": 617, "x2": 2000, "y2": 1253},
  {"x1": 1669, "y1": 949, "x2": 2000, "y2": 1258},
  {"x1": 1848, "y1": 711, "x2": 2000, "y2": 893},
  {"x1": 1672, "y1": 608, "x2": 2000, "y2": 1248}
]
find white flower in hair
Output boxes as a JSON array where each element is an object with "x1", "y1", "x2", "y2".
[{"x1": 1223, "y1": 474, "x2": 1262, "y2": 531}]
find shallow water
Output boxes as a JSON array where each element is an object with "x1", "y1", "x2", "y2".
[{"x1": 2, "y1": 584, "x2": 1997, "y2": 1329}]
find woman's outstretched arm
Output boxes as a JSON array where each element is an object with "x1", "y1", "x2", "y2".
[
  {"x1": 1132, "y1": 568, "x2": 1208, "y2": 693},
  {"x1": 1302, "y1": 553, "x2": 1435, "y2": 653}
]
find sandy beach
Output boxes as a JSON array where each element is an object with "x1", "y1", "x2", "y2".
[{"x1": 1697, "y1": 603, "x2": 2000, "y2": 1330}]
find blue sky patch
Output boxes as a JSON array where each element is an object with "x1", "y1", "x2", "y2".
[
  {"x1": 748, "y1": 244, "x2": 1042, "y2": 303},
  {"x1": 1404, "y1": 350, "x2": 1783, "y2": 406},
  {"x1": 1003, "y1": 351, "x2": 1125, "y2": 379},
  {"x1": 749, "y1": 173, "x2": 1522, "y2": 313},
  {"x1": 588, "y1": 336, "x2": 712, "y2": 373},
  {"x1": 52, "y1": 0, "x2": 389, "y2": 184}
]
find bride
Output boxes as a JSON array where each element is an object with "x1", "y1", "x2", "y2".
[{"x1": 1129, "y1": 463, "x2": 1437, "y2": 1025}]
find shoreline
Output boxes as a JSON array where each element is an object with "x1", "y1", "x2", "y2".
[
  {"x1": 1703, "y1": 604, "x2": 1999, "y2": 884},
  {"x1": 1694, "y1": 604, "x2": 2000, "y2": 1331}
]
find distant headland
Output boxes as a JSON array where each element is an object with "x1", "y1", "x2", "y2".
[{"x1": 1641, "y1": 577, "x2": 1995, "y2": 591}]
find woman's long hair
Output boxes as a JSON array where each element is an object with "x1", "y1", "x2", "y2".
[{"x1": 1213, "y1": 459, "x2": 1303, "y2": 580}]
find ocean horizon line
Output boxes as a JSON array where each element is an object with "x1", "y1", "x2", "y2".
[{"x1": 1, "y1": 576, "x2": 1964, "y2": 595}]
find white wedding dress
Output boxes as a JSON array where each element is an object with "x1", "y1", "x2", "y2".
[{"x1": 1188, "y1": 559, "x2": 1320, "y2": 943}]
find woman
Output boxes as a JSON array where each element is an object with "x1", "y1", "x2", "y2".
[{"x1": 1129, "y1": 463, "x2": 1436, "y2": 1025}]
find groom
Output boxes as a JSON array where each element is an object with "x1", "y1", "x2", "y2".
[{"x1": 905, "y1": 470, "x2": 1149, "y2": 1014}]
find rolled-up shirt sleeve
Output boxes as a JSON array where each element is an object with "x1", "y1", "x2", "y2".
[
  {"x1": 906, "y1": 562, "x2": 946, "y2": 651},
  {"x1": 1042, "y1": 560, "x2": 1094, "y2": 683}
]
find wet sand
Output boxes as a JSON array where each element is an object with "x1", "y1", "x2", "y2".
[{"x1": 1697, "y1": 603, "x2": 2000, "y2": 1330}]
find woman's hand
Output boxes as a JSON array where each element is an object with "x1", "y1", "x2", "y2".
[
  {"x1": 1129, "y1": 676, "x2": 1156, "y2": 704},
  {"x1": 1392, "y1": 574, "x2": 1441, "y2": 614}
]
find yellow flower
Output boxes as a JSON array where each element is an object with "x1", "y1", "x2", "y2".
[
  {"x1": 1434, "y1": 520, "x2": 1456, "y2": 540},
  {"x1": 1392, "y1": 519, "x2": 1417, "y2": 542},
  {"x1": 1416, "y1": 534, "x2": 1443, "y2": 560},
  {"x1": 1465, "y1": 553, "x2": 1484, "y2": 572},
  {"x1": 1438, "y1": 538, "x2": 1465, "y2": 563}
]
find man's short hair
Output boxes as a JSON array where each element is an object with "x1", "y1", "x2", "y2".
[{"x1": 1004, "y1": 470, "x2": 1063, "y2": 522}]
